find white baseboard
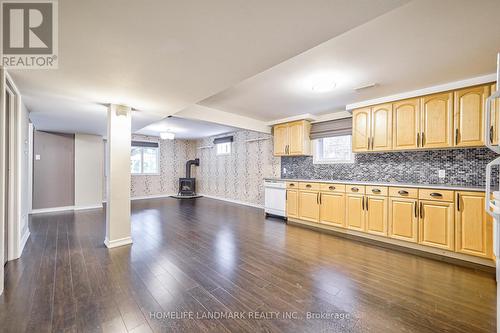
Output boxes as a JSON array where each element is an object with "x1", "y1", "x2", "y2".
[
  {"x1": 30, "y1": 206, "x2": 75, "y2": 214},
  {"x1": 19, "y1": 229, "x2": 30, "y2": 256},
  {"x1": 104, "y1": 236, "x2": 133, "y2": 248},
  {"x1": 131, "y1": 193, "x2": 175, "y2": 201},
  {"x1": 199, "y1": 194, "x2": 264, "y2": 209}
]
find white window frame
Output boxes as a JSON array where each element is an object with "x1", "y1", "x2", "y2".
[
  {"x1": 131, "y1": 144, "x2": 160, "y2": 175},
  {"x1": 313, "y1": 135, "x2": 355, "y2": 164},
  {"x1": 216, "y1": 142, "x2": 231, "y2": 156}
]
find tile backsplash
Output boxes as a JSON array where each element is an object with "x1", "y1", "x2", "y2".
[{"x1": 281, "y1": 148, "x2": 498, "y2": 187}]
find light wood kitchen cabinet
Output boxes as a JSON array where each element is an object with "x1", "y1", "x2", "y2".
[
  {"x1": 454, "y1": 85, "x2": 489, "y2": 147},
  {"x1": 286, "y1": 189, "x2": 298, "y2": 218},
  {"x1": 352, "y1": 107, "x2": 371, "y2": 152},
  {"x1": 392, "y1": 98, "x2": 420, "y2": 150},
  {"x1": 273, "y1": 120, "x2": 311, "y2": 156},
  {"x1": 365, "y1": 195, "x2": 388, "y2": 236},
  {"x1": 389, "y1": 197, "x2": 418, "y2": 243},
  {"x1": 420, "y1": 92, "x2": 453, "y2": 148},
  {"x1": 371, "y1": 103, "x2": 393, "y2": 151},
  {"x1": 273, "y1": 124, "x2": 288, "y2": 155},
  {"x1": 489, "y1": 84, "x2": 499, "y2": 145},
  {"x1": 298, "y1": 190, "x2": 320, "y2": 222},
  {"x1": 319, "y1": 192, "x2": 345, "y2": 228},
  {"x1": 346, "y1": 194, "x2": 365, "y2": 231},
  {"x1": 418, "y1": 200, "x2": 454, "y2": 251},
  {"x1": 455, "y1": 191, "x2": 493, "y2": 259}
]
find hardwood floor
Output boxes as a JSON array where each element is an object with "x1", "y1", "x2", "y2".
[{"x1": 0, "y1": 197, "x2": 496, "y2": 332}]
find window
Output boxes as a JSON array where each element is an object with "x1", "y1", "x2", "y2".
[
  {"x1": 131, "y1": 142, "x2": 159, "y2": 174},
  {"x1": 313, "y1": 135, "x2": 354, "y2": 164},
  {"x1": 216, "y1": 142, "x2": 231, "y2": 156}
]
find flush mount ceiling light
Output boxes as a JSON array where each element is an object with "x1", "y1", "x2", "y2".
[
  {"x1": 311, "y1": 76, "x2": 336, "y2": 93},
  {"x1": 160, "y1": 132, "x2": 175, "y2": 140}
]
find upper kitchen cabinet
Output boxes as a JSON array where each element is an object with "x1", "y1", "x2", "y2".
[
  {"x1": 454, "y1": 85, "x2": 489, "y2": 147},
  {"x1": 352, "y1": 104, "x2": 392, "y2": 152},
  {"x1": 352, "y1": 107, "x2": 370, "y2": 152},
  {"x1": 420, "y1": 92, "x2": 453, "y2": 149},
  {"x1": 392, "y1": 98, "x2": 420, "y2": 150},
  {"x1": 273, "y1": 120, "x2": 312, "y2": 156},
  {"x1": 489, "y1": 83, "x2": 499, "y2": 145}
]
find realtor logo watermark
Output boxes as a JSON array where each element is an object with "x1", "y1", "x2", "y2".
[{"x1": 1, "y1": 0, "x2": 58, "y2": 69}]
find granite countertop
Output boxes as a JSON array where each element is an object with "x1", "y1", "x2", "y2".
[{"x1": 264, "y1": 178, "x2": 485, "y2": 192}]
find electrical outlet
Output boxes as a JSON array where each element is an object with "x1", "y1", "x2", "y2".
[
  {"x1": 438, "y1": 170, "x2": 446, "y2": 179},
  {"x1": 283, "y1": 167, "x2": 287, "y2": 175}
]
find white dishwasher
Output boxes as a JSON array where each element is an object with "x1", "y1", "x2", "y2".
[{"x1": 264, "y1": 179, "x2": 287, "y2": 220}]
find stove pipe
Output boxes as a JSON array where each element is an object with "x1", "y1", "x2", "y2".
[{"x1": 185, "y1": 158, "x2": 200, "y2": 178}]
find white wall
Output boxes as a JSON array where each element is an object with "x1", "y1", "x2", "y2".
[
  {"x1": 74, "y1": 134, "x2": 104, "y2": 209},
  {"x1": 19, "y1": 102, "x2": 30, "y2": 240}
]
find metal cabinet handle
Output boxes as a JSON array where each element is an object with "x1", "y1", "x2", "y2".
[
  {"x1": 420, "y1": 202, "x2": 424, "y2": 218},
  {"x1": 421, "y1": 132, "x2": 425, "y2": 146},
  {"x1": 398, "y1": 190, "x2": 409, "y2": 195},
  {"x1": 289, "y1": 183, "x2": 295, "y2": 187},
  {"x1": 317, "y1": 192, "x2": 319, "y2": 204},
  {"x1": 362, "y1": 196, "x2": 365, "y2": 210},
  {"x1": 365, "y1": 197, "x2": 369, "y2": 210},
  {"x1": 306, "y1": 184, "x2": 312, "y2": 188},
  {"x1": 455, "y1": 128, "x2": 459, "y2": 145},
  {"x1": 429, "y1": 192, "x2": 442, "y2": 198},
  {"x1": 372, "y1": 189, "x2": 381, "y2": 194},
  {"x1": 490, "y1": 126, "x2": 494, "y2": 144},
  {"x1": 319, "y1": 192, "x2": 322, "y2": 204},
  {"x1": 329, "y1": 186, "x2": 335, "y2": 190},
  {"x1": 351, "y1": 187, "x2": 359, "y2": 192},
  {"x1": 416, "y1": 133, "x2": 420, "y2": 147},
  {"x1": 414, "y1": 201, "x2": 418, "y2": 218},
  {"x1": 457, "y1": 193, "x2": 460, "y2": 211}
]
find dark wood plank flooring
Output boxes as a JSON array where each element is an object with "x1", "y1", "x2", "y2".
[{"x1": 0, "y1": 197, "x2": 496, "y2": 332}]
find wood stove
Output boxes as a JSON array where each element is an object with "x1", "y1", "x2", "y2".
[{"x1": 177, "y1": 158, "x2": 199, "y2": 196}]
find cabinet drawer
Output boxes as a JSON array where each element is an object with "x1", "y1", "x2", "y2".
[
  {"x1": 389, "y1": 187, "x2": 418, "y2": 199},
  {"x1": 346, "y1": 185, "x2": 365, "y2": 194},
  {"x1": 286, "y1": 182, "x2": 298, "y2": 189},
  {"x1": 419, "y1": 189, "x2": 454, "y2": 202},
  {"x1": 366, "y1": 186, "x2": 388, "y2": 196},
  {"x1": 320, "y1": 183, "x2": 346, "y2": 193},
  {"x1": 299, "y1": 182, "x2": 320, "y2": 191}
]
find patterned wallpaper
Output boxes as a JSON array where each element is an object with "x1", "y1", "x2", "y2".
[
  {"x1": 195, "y1": 130, "x2": 281, "y2": 206},
  {"x1": 281, "y1": 148, "x2": 498, "y2": 187},
  {"x1": 130, "y1": 134, "x2": 196, "y2": 197}
]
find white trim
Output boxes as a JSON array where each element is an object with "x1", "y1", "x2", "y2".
[
  {"x1": 19, "y1": 229, "x2": 30, "y2": 255},
  {"x1": 266, "y1": 113, "x2": 318, "y2": 126},
  {"x1": 311, "y1": 112, "x2": 351, "y2": 123},
  {"x1": 130, "y1": 193, "x2": 176, "y2": 201},
  {"x1": 73, "y1": 204, "x2": 103, "y2": 211},
  {"x1": 199, "y1": 194, "x2": 264, "y2": 209},
  {"x1": 104, "y1": 236, "x2": 133, "y2": 248},
  {"x1": 30, "y1": 206, "x2": 75, "y2": 214},
  {"x1": 347, "y1": 73, "x2": 497, "y2": 110}
]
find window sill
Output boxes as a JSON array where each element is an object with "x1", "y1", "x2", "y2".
[{"x1": 131, "y1": 173, "x2": 161, "y2": 176}]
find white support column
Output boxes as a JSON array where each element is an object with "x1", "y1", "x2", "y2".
[{"x1": 104, "y1": 104, "x2": 132, "y2": 248}]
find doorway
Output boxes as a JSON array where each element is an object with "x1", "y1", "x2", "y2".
[{"x1": 3, "y1": 85, "x2": 14, "y2": 266}]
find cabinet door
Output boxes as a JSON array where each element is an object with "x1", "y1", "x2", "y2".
[
  {"x1": 371, "y1": 103, "x2": 392, "y2": 151},
  {"x1": 319, "y1": 192, "x2": 345, "y2": 228},
  {"x1": 454, "y1": 85, "x2": 489, "y2": 147},
  {"x1": 392, "y1": 98, "x2": 420, "y2": 150},
  {"x1": 421, "y1": 92, "x2": 453, "y2": 148},
  {"x1": 298, "y1": 191, "x2": 320, "y2": 222},
  {"x1": 455, "y1": 192, "x2": 493, "y2": 259},
  {"x1": 365, "y1": 196, "x2": 388, "y2": 236},
  {"x1": 389, "y1": 197, "x2": 418, "y2": 243},
  {"x1": 286, "y1": 190, "x2": 298, "y2": 218},
  {"x1": 288, "y1": 121, "x2": 305, "y2": 155},
  {"x1": 273, "y1": 124, "x2": 289, "y2": 156},
  {"x1": 419, "y1": 200, "x2": 454, "y2": 250},
  {"x1": 352, "y1": 108, "x2": 370, "y2": 152},
  {"x1": 489, "y1": 84, "x2": 499, "y2": 145},
  {"x1": 346, "y1": 194, "x2": 365, "y2": 231}
]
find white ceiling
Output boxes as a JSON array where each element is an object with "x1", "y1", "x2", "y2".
[
  {"x1": 200, "y1": 0, "x2": 500, "y2": 121},
  {"x1": 11, "y1": 0, "x2": 408, "y2": 136},
  {"x1": 136, "y1": 116, "x2": 236, "y2": 139}
]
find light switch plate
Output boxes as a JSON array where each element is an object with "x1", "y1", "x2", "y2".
[
  {"x1": 35, "y1": 154, "x2": 41, "y2": 160},
  {"x1": 438, "y1": 170, "x2": 445, "y2": 178}
]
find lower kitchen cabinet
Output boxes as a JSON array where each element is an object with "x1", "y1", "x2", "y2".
[
  {"x1": 286, "y1": 190, "x2": 298, "y2": 218},
  {"x1": 319, "y1": 192, "x2": 345, "y2": 227},
  {"x1": 418, "y1": 200, "x2": 455, "y2": 251},
  {"x1": 388, "y1": 197, "x2": 418, "y2": 243},
  {"x1": 346, "y1": 194, "x2": 365, "y2": 231},
  {"x1": 365, "y1": 196, "x2": 388, "y2": 236},
  {"x1": 298, "y1": 190, "x2": 320, "y2": 222},
  {"x1": 455, "y1": 191, "x2": 493, "y2": 259}
]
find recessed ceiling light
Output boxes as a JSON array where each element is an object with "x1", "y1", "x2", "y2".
[
  {"x1": 160, "y1": 132, "x2": 175, "y2": 140},
  {"x1": 311, "y1": 77, "x2": 336, "y2": 93}
]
